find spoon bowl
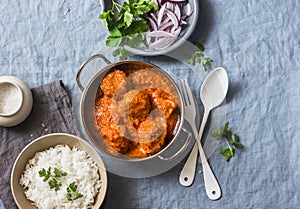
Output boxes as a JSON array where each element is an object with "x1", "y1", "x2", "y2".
[{"x1": 201, "y1": 68, "x2": 229, "y2": 109}]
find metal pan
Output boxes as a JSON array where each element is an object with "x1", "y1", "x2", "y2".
[{"x1": 76, "y1": 54, "x2": 191, "y2": 162}]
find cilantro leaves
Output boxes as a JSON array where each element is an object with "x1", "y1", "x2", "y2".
[
  {"x1": 99, "y1": 0, "x2": 158, "y2": 60},
  {"x1": 38, "y1": 167, "x2": 51, "y2": 182},
  {"x1": 49, "y1": 179, "x2": 62, "y2": 191},
  {"x1": 187, "y1": 42, "x2": 212, "y2": 71},
  {"x1": 66, "y1": 182, "x2": 84, "y2": 201},
  {"x1": 54, "y1": 167, "x2": 68, "y2": 177},
  {"x1": 211, "y1": 122, "x2": 244, "y2": 161},
  {"x1": 39, "y1": 167, "x2": 83, "y2": 201}
]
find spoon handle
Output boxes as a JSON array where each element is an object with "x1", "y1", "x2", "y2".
[
  {"x1": 179, "y1": 142, "x2": 198, "y2": 186},
  {"x1": 198, "y1": 110, "x2": 221, "y2": 200}
]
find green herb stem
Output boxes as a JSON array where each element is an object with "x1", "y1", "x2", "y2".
[
  {"x1": 211, "y1": 122, "x2": 244, "y2": 161},
  {"x1": 112, "y1": 0, "x2": 121, "y2": 12},
  {"x1": 224, "y1": 138, "x2": 231, "y2": 150}
]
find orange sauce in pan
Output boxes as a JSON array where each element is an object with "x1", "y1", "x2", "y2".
[{"x1": 94, "y1": 68, "x2": 180, "y2": 158}]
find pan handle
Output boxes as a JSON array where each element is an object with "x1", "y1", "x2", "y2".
[
  {"x1": 76, "y1": 54, "x2": 111, "y2": 91},
  {"x1": 158, "y1": 127, "x2": 192, "y2": 161}
]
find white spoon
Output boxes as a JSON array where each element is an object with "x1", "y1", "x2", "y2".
[{"x1": 179, "y1": 67, "x2": 229, "y2": 200}]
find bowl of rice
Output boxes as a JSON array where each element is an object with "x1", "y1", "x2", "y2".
[{"x1": 11, "y1": 133, "x2": 108, "y2": 209}]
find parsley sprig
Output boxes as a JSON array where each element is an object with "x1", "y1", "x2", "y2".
[
  {"x1": 187, "y1": 42, "x2": 212, "y2": 71},
  {"x1": 99, "y1": 0, "x2": 158, "y2": 60},
  {"x1": 39, "y1": 167, "x2": 83, "y2": 201},
  {"x1": 66, "y1": 182, "x2": 84, "y2": 201},
  {"x1": 211, "y1": 122, "x2": 244, "y2": 161}
]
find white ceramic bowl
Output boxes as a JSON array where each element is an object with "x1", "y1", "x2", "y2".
[
  {"x1": 11, "y1": 133, "x2": 108, "y2": 209},
  {"x1": 99, "y1": 0, "x2": 199, "y2": 56},
  {"x1": 0, "y1": 76, "x2": 33, "y2": 127}
]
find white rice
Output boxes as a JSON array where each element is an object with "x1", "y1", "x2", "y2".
[{"x1": 20, "y1": 145, "x2": 102, "y2": 209}]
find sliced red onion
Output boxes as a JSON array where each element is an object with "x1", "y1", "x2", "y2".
[
  {"x1": 147, "y1": 29, "x2": 180, "y2": 49},
  {"x1": 174, "y1": 4, "x2": 181, "y2": 20},
  {"x1": 159, "y1": 21, "x2": 174, "y2": 31},
  {"x1": 144, "y1": 0, "x2": 192, "y2": 50},
  {"x1": 157, "y1": 3, "x2": 167, "y2": 26},
  {"x1": 149, "y1": 37, "x2": 176, "y2": 50},
  {"x1": 147, "y1": 30, "x2": 178, "y2": 38},
  {"x1": 165, "y1": 8, "x2": 179, "y2": 29},
  {"x1": 150, "y1": 13, "x2": 158, "y2": 22},
  {"x1": 145, "y1": 31, "x2": 153, "y2": 45},
  {"x1": 172, "y1": 26, "x2": 182, "y2": 35},
  {"x1": 147, "y1": 17, "x2": 158, "y2": 30},
  {"x1": 160, "y1": 14, "x2": 171, "y2": 26},
  {"x1": 148, "y1": 37, "x2": 166, "y2": 49},
  {"x1": 166, "y1": 2, "x2": 175, "y2": 11},
  {"x1": 158, "y1": 0, "x2": 168, "y2": 6}
]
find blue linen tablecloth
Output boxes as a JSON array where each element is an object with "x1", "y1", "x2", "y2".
[{"x1": 1, "y1": 0, "x2": 300, "y2": 208}]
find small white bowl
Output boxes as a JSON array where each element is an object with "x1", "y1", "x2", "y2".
[
  {"x1": 11, "y1": 133, "x2": 108, "y2": 209},
  {"x1": 0, "y1": 76, "x2": 33, "y2": 127},
  {"x1": 99, "y1": 0, "x2": 199, "y2": 56}
]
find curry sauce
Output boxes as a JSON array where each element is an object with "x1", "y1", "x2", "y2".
[{"x1": 94, "y1": 68, "x2": 180, "y2": 158}]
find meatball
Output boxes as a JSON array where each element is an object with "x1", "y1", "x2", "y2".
[
  {"x1": 95, "y1": 95, "x2": 130, "y2": 154},
  {"x1": 100, "y1": 70, "x2": 126, "y2": 97},
  {"x1": 128, "y1": 90, "x2": 151, "y2": 126},
  {"x1": 115, "y1": 89, "x2": 151, "y2": 128},
  {"x1": 136, "y1": 113, "x2": 167, "y2": 155},
  {"x1": 148, "y1": 88, "x2": 177, "y2": 118},
  {"x1": 138, "y1": 128, "x2": 167, "y2": 156},
  {"x1": 101, "y1": 124, "x2": 130, "y2": 154}
]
